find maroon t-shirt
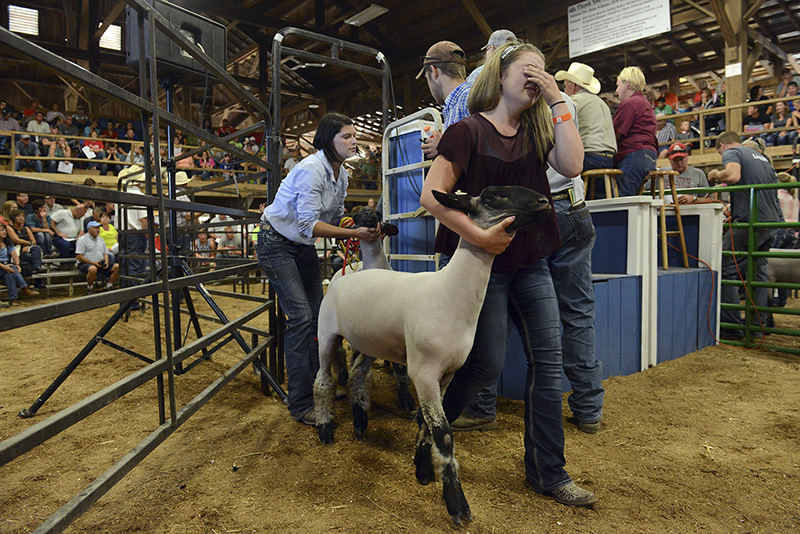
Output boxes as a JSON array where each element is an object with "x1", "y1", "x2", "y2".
[
  {"x1": 612, "y1": 91, "x2": 658, "y2": 163},
  {"x1": 434, "y1": 113, "x2": 561, "y2": 272}
]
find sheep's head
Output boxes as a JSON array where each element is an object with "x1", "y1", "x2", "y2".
[
  {"x1": 351, "y1": 206, "x2": 399, "y2": 237},
  {"x1": 432, "y1": 185, "x2": 551, "y2": 232}
]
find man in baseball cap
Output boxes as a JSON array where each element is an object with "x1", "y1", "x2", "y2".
[
  {"x1": 417, "y1": 41, "x2": 470, "y2": 158},
  {"x1": 467, "y1": 29, "x2": 517, "y2": 85},
  {"x1": 655, "y1": 142, "x2": 710, "y2": 203}
]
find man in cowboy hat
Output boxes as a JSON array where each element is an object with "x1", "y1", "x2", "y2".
[
  {"x1": 556, "y1": 62, "x2": 617, "y2": 175},
  {"x1": 417, "y1": 40, "x2": 470, "y2": 158}
]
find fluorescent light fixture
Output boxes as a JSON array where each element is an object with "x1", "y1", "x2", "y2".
[
  {"x1": 345, "y1": 4, "x2": 388, "y2": 26},
  {"x1": 308, "y1": 103, "x2": 320, "y2": 109}
]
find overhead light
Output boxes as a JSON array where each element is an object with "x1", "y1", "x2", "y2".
[
  {"x1": 309, "y1": 103, "x2": 320, "y2": 109},
  {"x1": 344, "y1": 4, "x2": 388, "y2": 26},
  {"x1": 288, "y1": 62, "x2": 327, "y2": 71}
]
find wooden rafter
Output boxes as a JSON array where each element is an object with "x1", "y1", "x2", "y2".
[
  {"x1": 93, "y1": 1, "x2": 127, "y2": 40},
  {"x1": 682, "y1": 0, "x2": 715, "y2": 19},
  {"x1": 775, "y1": 0, "x2": 800, "y2": 34},
  {"x1": 748, "y1": 27, "x2": 800, "y2": 76},
  {"x1": 685, "y1": 21, "x2": 718, "y2": 54},
  {"x1": 708, "y1": 0, "x2": 737, "y2": 47},
  {"x1": 460, "y1": 0, "x2": 492, "y2": 38},
  {"x1": 665, "y1": 34, "x2": 698, "y2": 61},
  {"x1": 742, "y1": 0, "x2": 768, "y2": 22}
]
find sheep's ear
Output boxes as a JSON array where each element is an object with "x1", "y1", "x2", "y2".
[
  {"x1": 381, "y1": 223, "x2": 399, "y2": 237},
  {"x1": 432, "y1": 190, "x2": 475, "y2": 214}
]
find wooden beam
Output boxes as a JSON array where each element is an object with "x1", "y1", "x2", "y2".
[
  {"x1": 545, "y1": 32, "x2": 568, "y2": 68},
  {"x1": 93, "y1": 1, "x2": 126, "y2": 40},
  {"x1": 775, "y1": 0, "x2": 800, "y2": 34},
  {"x1": 745, "y1": 42, "x2": 763, "y2": 82},
  {"x1": 709, "y1": 0, "x2": 737, "y2": 47},
  {"x1": 684, "y1": 75, "x2": 702, "y2": 91},
  {"x1": 55, "y1": 74, "x2": 92, "y2": 106},
  {"x1": 643, "y1": 41, "x2": 675, "y2": 70},
  {"x1": 682, "y1": 0, "x2": 715, "y2": 19},
  {"x1": 460, "y1": 0, "x2": 492, "y2": 38},
  {"x1": 665, "y1": 34, "x2": 697, "y2": 61},
  {"x1": 685, "y1": 21, "x2": 717, "y2": 54},
  {"x1": 11, "y1": 80, "x2": 33, "y2": 101},
  {"x1": 743, "y1": 0, "x2": 767, "y2": 22},
  {"x1": 748, "y1": 28, "x2": 787, "y2": 60}
]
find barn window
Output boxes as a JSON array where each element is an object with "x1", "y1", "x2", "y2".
[
  {"x1": 99, "y1": 23, "x2": 122, "y2": 51},
  {"x1": 8, "y1": 5, "x2": 39, "y2": 36}
]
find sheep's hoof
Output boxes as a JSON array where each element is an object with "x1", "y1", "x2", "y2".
[
  {"x1": 444, "y1": 483, "x2": 472, "y2": 526},
  {"x1": 317, "y1": 422, "x2": 335, "y2": 445},
  {"x1": 352, "y1": 405, "x2": 368, "y2": 439},
  {"x1": 414, "y1": 443, "x2": 434, "y2": 485}
]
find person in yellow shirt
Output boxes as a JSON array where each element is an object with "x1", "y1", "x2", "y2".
[{"x1": 98, "y1": 211, "x2": 118, "y2": 255}]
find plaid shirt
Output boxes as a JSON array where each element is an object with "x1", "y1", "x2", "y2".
[
  {"x1": 443, "y1": 81, "x2": 472, "y2": 128},
  {"x1": 656, "y1": 121, "x2": 676, "y2": 145}
]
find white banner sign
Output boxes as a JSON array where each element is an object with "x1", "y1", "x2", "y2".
[{"x1": 568, "y1": 0, "x2": 671, "y2": 58}]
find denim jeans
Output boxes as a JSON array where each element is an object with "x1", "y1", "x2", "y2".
[
  {"x1": 616, "y1": 149, "x2": 656, "y2": 196},
  {"x1": 465, "y1": 200, "x2": 604, "y2": 424},
  {"x1": 53, "y1": 236, "x2": 76, "y2": 258},
  {"x1": 441, "y1": 260, "x2": 570, "y2": 492},
  {"x1": 2, "y1": 265, "x2": 28, "y2": 300},
  {"x1": 721, "y1": 227, "x2": 775, "y2": 328},
  {"x1": 256, "y1": 227, "x2": 322, "y2": 420},
  {"x1": 17, "y1": 159, "x2": 43, "y2": 173},
  {"x1": 34, "y1": 231, "x2": 53, "y2": 255},
  {"x1": 583, "y1": 153, "x2": 615, "y2": 172},
  {"x1": 20, "y1": 245, "x2": 42, "y2": 270}
]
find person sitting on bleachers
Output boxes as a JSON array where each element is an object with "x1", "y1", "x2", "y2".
[
  {"x1": 26, "y1": 111, "x2": 50, "y2": 151},
  {"x1": 15, "y1": 192, "x2": 33, "y2": 217},
  {"x1": 83, "y1": 206, "x2": 105, "y2": 232},
  {"x1": 16, "y1": 134, "x2": 42, "y2": 172},
  {"x1": 72, "y1": 105, "x2": 89, "y2": 131},
  {"x1": 5, "y1": 209, "x2": 45, "y2": 287},
  {"x1": 126, "y1": 144, "x2": 145, "y2": 165},
  {"x1": 101, "y1": 142, "x2": 124, "y2": 176},
  {"x1": 46, "y1": 136, "x2": 71, "y2": 173},
  {"x1": 766, "y1": 101, "x2": 796, "y2": 146},
  {"x1": 76, "y1": 220, "x2": 119, "y2": 294},
  {"x1": 0, "y1": 224, "x2": 38, "y2": 306},
  {"x1": 655, "y1": 143, "x2": 711, "y2": 204},
  {"x1": 101, "y1": 121, "x2": 118, "y2": 140},
  {"x1": 216, "y1": 226, "x2": 242, "y2": 257},
  {"x1": 83, "y1": 119, "x2": 99, "y2": 138},
  {"x1": 98, "y1": 211, "x2": 118, "y2": 255},
  {"x1": 45, "y1": 102, "x2": 64, "y2": 124},
  {"x1": 1, "y1": 200, "x2": 18, "y2": 226},
  {"x1": 0, "y1": 107, "x2": 21, "y2": 155},
  {"x1": 196, "y1": 149, "x2": 215, "y2": 180},
  {"x1": 194, "y1": 230, "x2": 216, "y2": 270},
  {"x1": 26, "y1": 199, "x2": 56, "y2": 257},
  {"x1": 656, "y1": 114, "x2": 676, "y2": 158},
  {"x1": 83, "y1": 130, "x2": 106, "y2": 170},
  {"x1": 51, "y1": 204, "x2": 87, "y2": 258},
  {"x1": 58, "y1": 114, "x2": 81, "y2": 154}
]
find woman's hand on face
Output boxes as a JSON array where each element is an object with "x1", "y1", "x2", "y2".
[
  {"x1": 353, "y1": 225, "x2": 380, "y2": 243},
  {"x1": 524, "y1": 65, "x2": 560, "y2": 106},
  {"x1": 477, "y1": 216, "x2": 516, "y2": 255}
]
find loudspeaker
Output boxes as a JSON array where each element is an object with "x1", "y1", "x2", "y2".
[{"x1": 126, "y1": 0, "x2": 227, "y2": 83}]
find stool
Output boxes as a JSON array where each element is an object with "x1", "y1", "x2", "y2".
[
  {"x1": 639, "y1": 170, "x2": 689, "y2": 270},
  {"x1": 581, "y1": 169, "x2": 622, "y2": 199}
]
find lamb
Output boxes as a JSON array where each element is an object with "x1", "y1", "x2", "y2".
[
  {"x1": 313, "y1": 185, "x2": 552, "y2": 525},
  {"x1": 767, "y1": 248, "x2": 800, "y2": 284}
]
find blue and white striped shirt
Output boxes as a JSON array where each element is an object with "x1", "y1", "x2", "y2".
[
  {"x1": 262, "y1": 150, "x2": 348, "y2": 245},
  {"x1": 443, "y1": 80, "x2": 472, "y2": 128}
]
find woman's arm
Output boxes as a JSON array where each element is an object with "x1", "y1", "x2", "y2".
[
  {"x1": 419, "y1": 155, "x2": 515, "y2": 255},
  {"x1": 547, "y1": 101, "x2": 584, "y2": 177},
  {"x1": 6, "y1": 225, "x2": 30, "y2": 246}
]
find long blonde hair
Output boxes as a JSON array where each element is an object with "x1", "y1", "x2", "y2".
[{"x1": 467, "y1": 41, "x2": 554, "y2": 161}]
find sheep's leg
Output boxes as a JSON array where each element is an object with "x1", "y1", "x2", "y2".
[
  {"x1": 348, "y1": 352, "x2": 375, "y2": 439},
  {"x1": 314, "y1": 332, "x2": 342, "y2": 444},
  {"x1": 332, "y1": 345, "x2": 349, "y2": 399},
  {"x1": 391, "y1": 363, "x2": 417, "y2": 417},
  {"x1": 414, "y1": 420, "x2": 435, "y2": 485}
]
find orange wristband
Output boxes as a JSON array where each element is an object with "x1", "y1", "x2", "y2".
[{"x1": 553, "y1": 113, "x2": 572, "y2": 125}]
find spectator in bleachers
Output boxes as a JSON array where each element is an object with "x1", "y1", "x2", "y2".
[
  {"x1": 83, "y1": 130, "x2": 106, "y2": 169},
  {"x1": 216, "y1": 226, "x2": 242, "y2": 257},
  {"x1": 118, "y1": 128, "x2": 137, "y2": 156},
  {"x1": 26, "y1": 199, "x2": 56, "y2": 257},
  {"x1": 15, "y1": 193, "x2": 33, "y2": 216},
  {"x1": 656, "y1": 114, "x2": 676, "y2": 158},
  {"x1": 100, "y1": 142, "x2": 124, "y2": 176},
  {"x1": 766, "y1": 101, "x2": 795, "y2": 146},
  {"x1": 26, "y1": 111, "x2": 50, "y2": 149},
  {"x1": 0, "y1": 224, "x2": 38, "y2": 305},
  {"x1": 0, "y1": 107, "x2": 22, "y2": 154},
  {"x1": 15, "y1": 134, "x2": 42, "y2": 172},
  {"x1": 83, "y1": 206, "x2": 105, "y2": 232},
  {"x1": 653, "y1": 96, "x2": 672, "y2": 116},
  {"x1": 43, "y1": 195, "x2": 65, "y2": 216},
  {"x1": 98, "y1": 211, "x2": 118, "y2": 254},
  {"x1": 51, "y1": 204, "x2": 87, "y2": 257},
  {"x1": 41, "y1": 124, "x2": 60, "y2": 157},
  {"x1": 655, "y1": 143, "x2": 710, "y2": 204},
  {"x1": 126, "y1": 144, "x2": 145, "y2": 165},
  {"x1": 217, "y1": 153, "x2": 236, "y2": 179},
  {"x1": 58, "y1": 114, "x2": 81, "y2": 154},
  {"x1": 72, "y1": 105, "x2": 89, "y2": 131},
  {"x1": 657, "y1": 85, "x2": 678, "y2": 111},
  {"x1": 194, "y1": 230, "x2": 216, "y2": 269},
  {"x1": 749, "y1": 85, "x2": 771, "y2": 116},
  {"x1": 613, "y1": 66, "x2": 658, "y2": 196},
  {"x1": 22, "y1": 99, "x2": 39, "y2": 124},
  {"x1": 216, "y1": 118, "x2": 235, "y2": 137},
  {"x1": 46, "y1": 136, "x2": 71, "y2": 173},
  {"x1": 5, "y1": 209, "x2": 45, "y2": 283},
  {"x1": 197, "y1": 149, "x2": 215, "y2": 180},
  {"x1": 786, "y1": 82, "x2": 798, "y2": 111},
  {"x1": 76, "y1": 221, "x2": 119, "y2": 293},
  {"x1": 202, "y1": 118, "x2": 214, "y2": 136},
  {"x1": 101, "y1": 121, "x2": 118, "y2": 140},
  {"x1": 744, "y1": 105, "x2": 771, "y2": 138},
  {"x1": 775, "y1": 68, "x2": 800, "y2": 99},
  {"x1": 46, "y1": 102, "x2": 64, "y2": 124},
  {"x1": 83, "y1": 119, "x2": 99, "y2": 138},
  {"x1": 1, "y1": 200, "x2": 17, "y2": 226}
]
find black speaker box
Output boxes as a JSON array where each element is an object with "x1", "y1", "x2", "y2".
[{"x1": 126, "y1": 0, "x2": 227, "y2": 84}]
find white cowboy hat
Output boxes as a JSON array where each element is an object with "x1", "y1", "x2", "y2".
[
  {"x1": 161, "y1": 168, "x2": 191, "y2": 186},
  {"x1": 554, "y1": 62, "x2": 601, "y2": 95},
  {"x1": 118, "y1": 164, "x2": 145, "y2": 183}
]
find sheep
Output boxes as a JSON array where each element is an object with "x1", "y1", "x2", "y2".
[
  {"x1": 329, "y1": 207, "x2": 417, "y2": 423},
  {"x1": 767, "y1": 248, "x2": 800, "y2": 284},
  {"x1": 313, "y1": 185, "x2": 552, "y2": 525}
]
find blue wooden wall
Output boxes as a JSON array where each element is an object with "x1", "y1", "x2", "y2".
[{"x1": 656, "y1": 268, "x2": 717, "y2": 363}]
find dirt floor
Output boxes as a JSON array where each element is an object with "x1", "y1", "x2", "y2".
[{"x1": 1, "y1": 288, "x2": 799, "y2": 533}]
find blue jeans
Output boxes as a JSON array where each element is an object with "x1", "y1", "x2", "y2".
[
  {"x1": 16, "y1": 159, "x2": 43, "y2": 173},
  {"x1": 2, "y1": 265, "x2": 28, "y2": 300},
  {"x1": 582, "y1": 153, "x2": 614, "y2": 173},
  {"x1": 466, "y1": 200, "x2": 605, "y2": 424},
  {"x1": 256, "y1": 227, "x2": 322, "y2": 420},
  {"x1": 441, "y1": 260, "x2": 570, "y2": 492},
  {"x1": 34, "y1": 231, "x2": 53, "y2": 255},
  {"x1": 721, "y1": 228, "x2": 775, "y2": 328},
  {"x1": 53, "y1": 236, "x2": 76, "y2": 258},
  {"x1": 616, "y1": 149, "x2": 656, "y2": 196}
]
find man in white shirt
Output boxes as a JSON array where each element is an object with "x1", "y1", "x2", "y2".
[
  {"x1": 26, "y1": 111, "x2": 50, "y2": 147},
  {"x1": 216, "y1": 226, "x2": 243, "y2": 256},
  {"x1": 76, "y1": 221, "x2": 119, "y2": 293},
  {"x1": 51, "y1": 204, "x2": 87, "y2": 257}
]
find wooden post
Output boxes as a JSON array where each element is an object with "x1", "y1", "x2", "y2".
[{"x1": 720, "y1": 0, "x2": 746, "y2": 133}]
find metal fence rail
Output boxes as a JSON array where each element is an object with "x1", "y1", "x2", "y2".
[{"x1": 679, "y1": 181, "x2": 800, "y2": 354}]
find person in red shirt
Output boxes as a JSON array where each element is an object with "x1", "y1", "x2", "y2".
[
  {"x1": 613, "y1": 67, "x2": 658, "y2": 196},
  {"x1": 83, "y1": 130, "x2": 106, "y2": 171},
  {"x1": 216, "y1": 118, "x2": 235, "y2": 137},
  {"x1": 101, "y1": 122, "x2": 118, "y2": 140}
]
